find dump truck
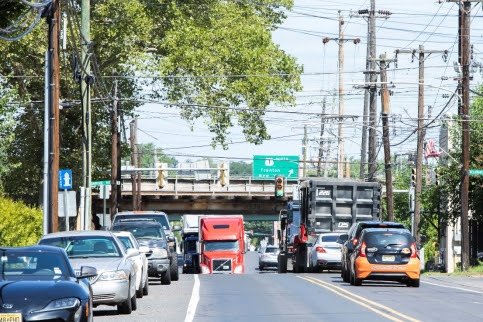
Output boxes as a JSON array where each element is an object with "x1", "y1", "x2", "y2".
[
  {"x1": 278, "y1": 178, "x2": 381, "y2": 273},
  {"x1": 199, "y1": 215, "x2": 245, "y2": 274}
]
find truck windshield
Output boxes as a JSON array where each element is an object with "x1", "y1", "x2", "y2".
[{"x1": 204, "y1": 241, "x2": 239, "y2": 252}]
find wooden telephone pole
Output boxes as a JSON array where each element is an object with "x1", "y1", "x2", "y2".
[
  {"x1": 322, "y1": 14, "x2": 360, "y2": 178},
  {"x1": 394, "y1": 45, "x2": 449, "y2": 243},
  {"x1": 47, "y1": 0, "x2": 61, "y2": 233}
]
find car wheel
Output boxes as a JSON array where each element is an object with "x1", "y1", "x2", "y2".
[
  {"x1": 259, "y1": 265, "x2": 263, "y2": 271},
  {"x1": 170, "y1": 254, "x2": 179, "y2": 281},
  {"x1": 136, "y1": 272, "x2": 144, "y2": 298},
  {"x1": 143, "y1": 276, "x2": 149, "y2": 296},
  {"x1": 161, "y1": 270, "x2": 171, "y2": 285},
  {"x1": 131, "y1": 291, "x2": 137, "y2": 311},
  {"x1": 349, "y1": 267, "x2": 355, "y2": 285},
  {"x1": 352, "y1": 265, "x2": 362, "y2": 286},
  {"x1": 117, "y1": 284, "x2": 133, "y2": 314},
  {"x1": 344, "y1": 268, "x2": 350, "y2": 283},
  {"x1": 410, "y1": 278, "x2": 420, "y2": 288}
]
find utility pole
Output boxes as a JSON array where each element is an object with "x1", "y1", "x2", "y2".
[
  {"x1": 448, "y1": 0, "x2": 474, "y2": 271},
  {"x1": 48, "y1": 0, "x2": 60, "y2": 233},
  {"x1": 130, "y1": 119, "x2": 138, "y2": 210},
  {"x1": 394, "y1": 45, "x2": 448, "y2": 243},
  {"x1": 323, "y1": 14, "x2": 360, "y2": 178},
  {"x1": 110, "y1": 79, "x2": 119, "y2": 219},
  {"x1": 303, "y1": 125, "x2": 307, "y2": 177},
  {"x1": 378, "y1": 53, "x2": 396, "y2": 221},
  {"x1": 351, "y1": 2, "x2": 391, "y2": 181},
  {"x1": 317, "y1": 97, "x2": 327, "y2": 177},
  {"x1": 81, "y1": 0, "x2": 92, "y2": 230}
]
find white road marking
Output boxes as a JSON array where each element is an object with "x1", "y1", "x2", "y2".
[
  {"x1": 185, "y1": 274, "x2": 200, "y2": 322},
  {"x1": 422, "y1": 280, "x2": 483, "y2": 294}
]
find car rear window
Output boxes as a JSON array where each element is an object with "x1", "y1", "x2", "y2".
[
  {"x1": 265, "y1": 247, "x2": 278, "y2": 254},
  {"x1": 364, "y1": 231, "x2": 412, "y2": 248},
  {"x1": 321, "y1": 235, "x2": 339, "y2": 242}
]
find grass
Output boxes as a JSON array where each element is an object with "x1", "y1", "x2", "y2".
[{"x1": 422, "y1": 261, "x2": 483, "y2": 277}]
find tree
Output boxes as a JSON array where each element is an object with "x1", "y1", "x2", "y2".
[
  {"x1": 0, "y1": 83, "x2": 18, "y2": 193},
  {"x1": 229, "y1": 161, "x2": 252, "y2": 176},
  {"x1": 0, "y1": 1, "x2": 302, "y2": 207},
  {"x1": 0, "y1": 197, "x2": 43, "y2": 246}
]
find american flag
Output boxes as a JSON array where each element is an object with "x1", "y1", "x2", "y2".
[{"x1": 424, "y1": 139, "x2": 444, "y2": 158}]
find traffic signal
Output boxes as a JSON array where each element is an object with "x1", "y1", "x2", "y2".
[
  {"x1": 275, "y1": 176, "x2": 285, "y2": 197},
  {"x1": 411, "y1": 168, "x2": 416, "y2": 187},
  {"x1": 435, "y1": 168, "x2": 440, "y2": 186},
  {"x1": 157, "y1": 168, "x2": 167, "y2": 188},
  {"x1": 219, "y1": 163, "x2": 228, "y2": 186}
]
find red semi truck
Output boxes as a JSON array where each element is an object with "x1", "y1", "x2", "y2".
[{"x1": 199, "y1": 215, "x2": 245, "y2": 274}]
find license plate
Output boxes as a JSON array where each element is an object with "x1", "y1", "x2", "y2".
[
  {"x1": 0, "y1": 313, "x2": 22, "y2": 322},
  {"x1": 382, "y1": 255, "x2": 395, "y2": 262}
]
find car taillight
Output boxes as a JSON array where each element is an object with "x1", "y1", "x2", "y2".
[
  {"x1": 316, "y1": 246, "x2": 326, "y2": 253},
  {"x1": 410, "y1": 242, "x2": 418, "y2": 258},
  {"x1": 352, "y1": 238, "x2": 359, "y2": 246},
  {"x1": 359, "y1": 241, "x2": 367, "y2": 257}
]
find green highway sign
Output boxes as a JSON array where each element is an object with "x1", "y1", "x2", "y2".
[
  {"x1": 469, "y1": 169, "x2": 483, "y2": 176},
  {"x1": 92, "y1": 180, "x2": 111, "y2": 186},
  {"x1": 253, "y1": 155, "x2": 299, "y2": 179}
]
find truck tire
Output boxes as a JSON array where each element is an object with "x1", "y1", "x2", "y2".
[
  {"x1": 295, "y1": 245, "x2": 307, "y2": 273},
  {"x1": 278, "y1": 253, "x2": 287, "y2": 273},
  {"x1": 170, "y1": 254, "x2": 179, "y2": 281}
]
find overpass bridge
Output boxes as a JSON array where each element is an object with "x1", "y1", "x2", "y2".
[{"x1": 92, "y1": 176, "x2": 298, "y2": 222}]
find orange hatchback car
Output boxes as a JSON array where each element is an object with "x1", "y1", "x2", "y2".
[{"x1": 349, "y1": 228, "x2": 420, "y2": 287}]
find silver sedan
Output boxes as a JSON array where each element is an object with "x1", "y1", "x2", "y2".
[
  {"x1": 309, "y1": 233, "x2": 343, "y2": 273},
  {"x1": 38, "y1": 230, "x2": 138, "y2": 315}
]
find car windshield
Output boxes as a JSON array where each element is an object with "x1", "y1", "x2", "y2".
[
  {"x1": 39, "y1": 236, "x2": 122, "y2": 258},
  {"x1": 112, "y1": 226, "x2": 165, "y2": 240},
  {"x1": 0, "y1": 249, "x2": 68, "y2": 280},
  {"x1": 116, "y1": 215, "x2": 170, "y2": 230},
  {"x1": 204, "y1": 241, "x2": 239, "y2": 252},
  {"x1": 117, "y1": 236, "x2": 134, "y2": 250},
  {"x1": 365, "y1": 232, "x2": 412, "y2": 248},
  {"x1": 264, "y1": 247, "x2": 278, "y2": 254}
]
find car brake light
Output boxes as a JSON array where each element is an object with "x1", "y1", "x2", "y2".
[
  {"x1": 316, "y1": 246, "x2": 326, "y2": 253},
  {"x1": 352, "y1": 238, "x2": 359, "y2": 246},
  {"x1": 359, "y1": 241, "x2": 367, "y2": 257},
  {"x1": 410, "y1": 242, "x2": 418, "y2": 258}
]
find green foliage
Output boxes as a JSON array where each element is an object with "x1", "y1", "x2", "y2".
[
  {"x1": 0, "y1": 83, "x2": 18, "y2": 193},
  {"x1": 0, "y1": 1, "x2": 302, "y2": 206},
  {"x1": 0, "y1": 197, "x2": 42, "y2": 246},
  {"x1": 229, "y1": 161, "x2": 252, "y2": 176}
]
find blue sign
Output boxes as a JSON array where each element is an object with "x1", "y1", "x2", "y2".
[{"x1": 59, "y1": 169, "x2": 73, "y2": 190}]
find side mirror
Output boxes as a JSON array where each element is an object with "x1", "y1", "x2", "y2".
[
  {"x1": 337, "y1": 234, "x2": 349, "y2": 244},
  {"x1": 139, "y1": 246, "x2": 150, "y2": 254},
  {"x1": 78, "y1": 266, "x2": 97, "y2": 279},
  {"x1": 172, "y1": 225, "x2": 181, "y2": 232},
  {"x1": 126, "y1": 248, "x2": 140, "y2": 257},
  {"x1": 167, "y1": 236, "x2": 175, "y2": 242}
]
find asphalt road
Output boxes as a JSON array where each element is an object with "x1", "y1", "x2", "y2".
[{"x1": 94, "y1": 251, "x2": 483, "y2": 322}]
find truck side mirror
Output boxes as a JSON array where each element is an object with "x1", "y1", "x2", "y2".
[
  {"x1": 281, "y1": 217, "x2": 287, "y2": 231},
  {"x1": 337, "y1": 234, "x2": 348, "y2": 244}
]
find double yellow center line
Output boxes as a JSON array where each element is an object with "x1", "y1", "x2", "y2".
[{"x1": 298, "y1": 276, "x2": 420, "y2": 322}]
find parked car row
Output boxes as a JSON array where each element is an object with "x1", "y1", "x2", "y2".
[{"x1": 0, "y1": 211, "x2": 182, "y2": 320}]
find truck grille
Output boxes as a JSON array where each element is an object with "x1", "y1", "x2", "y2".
[{"x1": 212, "y1": 259, "x2": 232, "y2": 273}]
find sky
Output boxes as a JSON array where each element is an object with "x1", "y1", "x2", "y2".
[{"x1": 132, "y1": 0, "x2": 483, "y2": 167}]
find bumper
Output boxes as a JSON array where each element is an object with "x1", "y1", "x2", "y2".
[
  {"x1": 148, "y1": 258, "x2": 170, "y2": 277},
  {"x1": 259, "y1": 259, "x2": 278, "y2": 267},
  {"x1": 91, "y1": 279, "x2": 130, "y2": 306},
  {"x1": 315, "y1": 253, "x2": 342, "y2": 268},
  {"x1": 355, "y1": 257, "x2": 421, "y2": 280}
]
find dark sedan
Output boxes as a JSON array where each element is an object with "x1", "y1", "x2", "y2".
[{"x1": 0, "y1": 245, "x2": 97, "y2": 322}]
